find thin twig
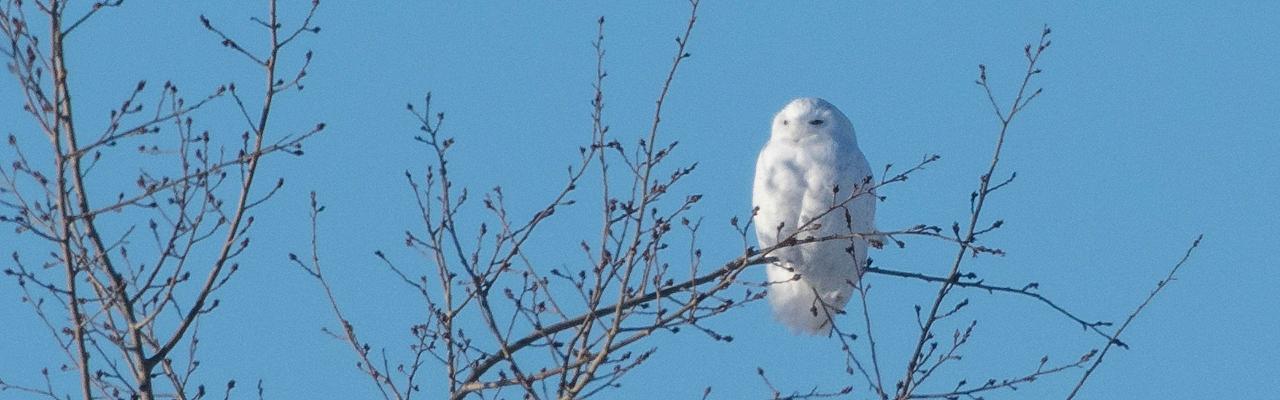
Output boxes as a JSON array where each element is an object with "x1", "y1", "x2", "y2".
[{"x1": 1065, "y1": 235, "x2": 1203, "y2": 399}]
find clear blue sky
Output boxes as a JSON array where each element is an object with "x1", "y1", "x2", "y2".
[{"x1": 3, "y1": 2, "x2": 1278, "y2": 399}]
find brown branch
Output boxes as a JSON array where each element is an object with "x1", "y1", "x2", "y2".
[
  {"x1": 562, "y1": 3, "x2": 700, "y2": 398},
  {"x1": 909, "y1": 350, "x2": 1095, "y2": 399},
  {"x1": 295, "y1": 192, "x2": 406, "y2": 400},
  {"x1": 1065, "y1": 235, "x2": 1203, "y2": 399},
  {"x1": 47, "y1": 5, "x2": 124, "y2": 397},
  {"x1": 895, "y1": 26, "x2": 1051, "y2": 400},
  {"x1": 864, "y1": 266, "x2": 1115, "y2": 342},
  {"x1": 153, "y1": 0, "x2": 321, "y2": 371},
  {"x1": 757, "y1": 367, "x2": 851, "y2": 400}
]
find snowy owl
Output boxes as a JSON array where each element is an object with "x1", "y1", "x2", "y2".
[{"x1": 753, "y1": 97, "x2": 877, "y2": 335}]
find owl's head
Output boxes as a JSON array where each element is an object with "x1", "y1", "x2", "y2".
[{"x1": 770, "y1": 97, "x2": 855, "y2": 142}]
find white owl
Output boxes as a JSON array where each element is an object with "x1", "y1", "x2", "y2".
[{"x1": 753, "y1": 97, "x2": 877, "y2": 335}]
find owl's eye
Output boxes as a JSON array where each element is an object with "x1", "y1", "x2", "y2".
[
  {"x1": 782, "y1": 120, "x2": 789, "y2": 126},
  {"x1": 809, "y1": 119, "x2": 825, "y2": 126}
]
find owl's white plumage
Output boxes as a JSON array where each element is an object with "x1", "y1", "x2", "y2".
[{"x1": 753, "y1": 98, "x2": 876, "y2": 335}]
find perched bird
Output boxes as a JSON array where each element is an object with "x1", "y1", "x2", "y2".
[{"x1": 753, "y1": 97, "x2": 878, "y2": 335}]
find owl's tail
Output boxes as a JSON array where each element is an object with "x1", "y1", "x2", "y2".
[{"x1": 766, "y1": 263, "x2": 846, "y2": 335}]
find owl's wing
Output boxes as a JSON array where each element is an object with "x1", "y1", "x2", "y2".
[
  {"x1": 753, "y1": 143, "x2": 804, "y2": 253},
  {"x1": 797, "y1": 151, "x2": 873, "y2": 233},
  {"x1": 838, "y1": 150, "x2": 876, "y2": 237},
  {"x1": 795, "y1": 144, "x2": 876, "y2": 257}
]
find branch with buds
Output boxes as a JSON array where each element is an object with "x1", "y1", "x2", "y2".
[{"x1": 0, "y1": 1, "x2": 323, "y2": 399}]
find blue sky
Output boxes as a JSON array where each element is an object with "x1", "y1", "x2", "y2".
[{"x1": 2, "y1": 1, "x2": 1278, "y2": 399}]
